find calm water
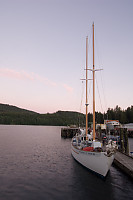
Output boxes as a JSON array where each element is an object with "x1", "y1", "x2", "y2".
[{"x1": 0, "y1": 125, "x2": 132, "y2": 200}]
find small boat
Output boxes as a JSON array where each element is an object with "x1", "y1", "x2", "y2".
[{"x1": 71, "y1": 23, "x2": 116, "y2": 177}]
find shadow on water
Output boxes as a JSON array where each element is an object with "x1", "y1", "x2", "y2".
[
  {"x1": 69, "y1": 157, "x2": 113, "y2": 200},
  {"x1": 69, "y1": 151, "x2": 133, "y2": 200}
]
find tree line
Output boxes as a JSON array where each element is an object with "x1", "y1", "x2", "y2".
[
  {"x1": 0, "y1": 104, "x2": 132, "y2": 126},
  {"x1": 94, "y1": 105, "x2": 133, "y2": 124}
]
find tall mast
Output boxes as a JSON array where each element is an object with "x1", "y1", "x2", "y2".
[
  {"x1": 92, "y1": 23, "x2": 95, "y2": 141},
  {"x1": 86, "y1": 36, "x2": 88, "y2": 137}
]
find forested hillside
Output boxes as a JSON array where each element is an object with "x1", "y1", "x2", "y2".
[
  {"x1": 0, "y1": 104, "x2": 132, "y2": 126},
  {"x1": 0, "y1": 104, "x2": 37, "y2": 114},
  {"x1": 0, "y1": 104, "x2": 85, "y2": 126}
]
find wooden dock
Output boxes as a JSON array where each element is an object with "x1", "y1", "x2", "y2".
[
  {"x1": 113, "y1": 151, "x2": 133, "y2": 179},
  {"x1": 61, "y1": 127, "x2": 79, "y2": 138}
]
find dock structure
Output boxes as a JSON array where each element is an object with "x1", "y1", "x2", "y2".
[
  {"x1": 61, "y1": 127, "x2": 79, "y2": 138},
  {"x1": 113, "y1": 151, "x2": 133, "y2": 179}
]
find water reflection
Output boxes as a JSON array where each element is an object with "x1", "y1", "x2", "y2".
[{"x1": 0, "y1": 125, "x2": 132, "y2": 200}]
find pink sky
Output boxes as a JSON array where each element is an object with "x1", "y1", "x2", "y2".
[{"x1": 0, "y1": 0, "x2": 133, "y2": 114}]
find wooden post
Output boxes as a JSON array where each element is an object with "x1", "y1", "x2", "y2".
[
  {"x1": 120, "y1": 128, "x2": 125, "y2": 153},
  {"x1": 124, "y1": 128, "x2": 129, "y2": 155}
]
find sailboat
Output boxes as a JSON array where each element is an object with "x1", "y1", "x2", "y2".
[{"x1": 71, "y1": 23, "x2": 116, "y2": 177}]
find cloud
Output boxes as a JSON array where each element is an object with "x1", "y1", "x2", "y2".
[
  {"x1": 33, "y1": 73, "x2": 57, "y2": 86},
  {"x1": 0, "y1": 68, "x2": 74, "y2": 92},
  {"x1": 63, "y1": 84, "x2": 73, "y2": 93},
  {"x1": 0, "y1": 68, "x2": 57, "y2": 86}
]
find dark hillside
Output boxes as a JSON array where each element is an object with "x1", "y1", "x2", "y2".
[
  {"x1": 0, "y1": 103, "x2": 85, "y2": 126},
  {"x1": 0, "y1": 103, "x2": 37, "y2": 114}
]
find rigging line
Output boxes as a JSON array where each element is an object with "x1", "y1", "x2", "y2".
[
  {"x1": 80, "y1": 80, "x2": 85, "y2": 113},
  {"x1": 96, "y1": 76, "x2": 103, "y2": 114},
  {"x1": 95, "y1": 32, "x2": 103, "y2": 70},
  {"x1": 88, "y1": 29, "x2": 92, "y2": 47},
  {"x1": 88, "y1": 30, "x2": 93, "y2": 64},
  {"x1": 78, "y1": 80, "x2": 85, "y2": 127},
  {"x1": 99, "y1": 70, "x2": 108, "y2": 112},
  {"x1": 79, "y1": 76, "x2": 92, "y2": 114},
  {"x1": 88, "y1": 78, "x2": 92, "y2": 108},
  {"x1": 95, "y1": 32, "x2": 108, "y2": 112}
]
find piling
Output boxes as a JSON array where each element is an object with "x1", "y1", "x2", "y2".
[
  {"x1": 61, "y1": 127, "x2": 79, "y2": 138},
  {"x1": 120, "y1": 128, "x2": 125, "y2": 153},
  {"x1": 119, "y1": 128, "x2": 129, "y2": 155},
  {"x1": 124, "y1": 128, "x2": 129, "y2": 155}
]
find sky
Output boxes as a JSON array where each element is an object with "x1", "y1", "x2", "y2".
[{"x1": 0, "y1": 0, "x2": 133, "y2": 114}]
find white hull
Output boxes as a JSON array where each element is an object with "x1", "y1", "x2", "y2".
[{"x1": 71, "y1": 143, "x2": 115, "y2": 177}]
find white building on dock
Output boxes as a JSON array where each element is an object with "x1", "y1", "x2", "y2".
[
  {"x1": 104, "y1": 120, "x2": 120, "y2": 130},
  {"x1": 104, "y1": 120, "x2": 120, "y2": 126}
]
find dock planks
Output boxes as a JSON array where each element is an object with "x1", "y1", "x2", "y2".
[{"x1": 113, "y1": 151, "x2": 133, "y2": 179}]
